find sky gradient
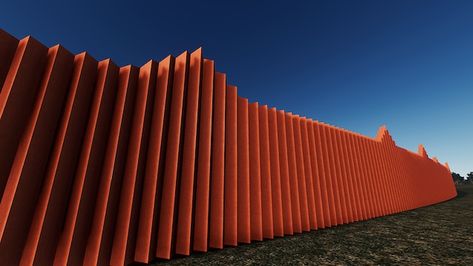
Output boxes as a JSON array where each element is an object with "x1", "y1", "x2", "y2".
[{"x1": 1, "y1": 0, "x2": 471, "y2": 176}]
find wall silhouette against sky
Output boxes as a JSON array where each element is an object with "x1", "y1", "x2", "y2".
[{"x1": 0, "y1": 29, "x2": 456, "y2": 265}]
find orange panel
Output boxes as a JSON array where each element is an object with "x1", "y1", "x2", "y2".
[
  {"x1": 193, "y1": 59, "x2": 214, "y2": 252},
  {"x1": 371, "y1": 139, "x2": 386, "y2": 217},
  {"x1": 300, "y1": 118, "x2": 317, "y2": 229},
  {"x1": 385, "y1": 139, "x2": 402, "y2": 213},
  {"x1": 20, "y1": 53, "x2": 100, "y2": 266},
  {"x1": 0, "y1": 29, "x2": 18, "y2": 90},
  {"x1": 55, "y1": 59, "x2": 119, "y2": 266},
  {"x1": 285, "y1": 113, "x2": 302, "y2": 233},
  {"x1": 293, "y1": 116, "x2": 310, "y2": 231},
  {"x1": 307, "y1": 120, "x2": 325, "y2": 228},
  {"x1": 362, "y1": 138, "x2": 381, "y2": 217},
  {"x1": 259, "y1": 105, "x2": 274, "y2": 239},
  {"x1": 277, "y1": 111, "x2": 293, "y2": 235},
  {"x1": 357, "y1": 136, "x2": 375, "y2": 219},
  {"x1": 268, "y1": 107, "x2": 284, "y2": 237},
  {"x1": 392, "y1": 142, "x2": 407, "y2": 211},
  {"x1": 224, "y1": 85, "x2": 238, "y2": 246},
  {"x1": 175, "y1": 48, "x2": 202, "y2": 255},
  {"x1": 0, "y1": 46, "x2": 74, "y2": 265},
  {"x1": 313, "y1": 122, "x2": 333, "y2": 227},
  {"x1": 237, "y1": 97, "x2": 250, "y2": 243},
  {"x1": 109, "y1": 60, "x2": 156, "y2": 265},
  {"x1": 208, "y1": 72, "x2": 226, "y2": 249},
  {"x1": 320, "y1": 124, "x2": 340, "y2": 225},
  {"x1": 356, "y1": 137, "x2": 374, "y2": 219},
  {"x1": 134, "y1": 56, "x2": 172, "y2": 262},
  {"x1": 329, "y1": 127, "x2": 348, "y2": 224},
  {"x1": 340, "y1": 130, "x2": 360, "y2": 222},
  {"x1": 84, "y1": 64, "x2": 140, "y2": 266},
  {"x1": 0, "y1": 37, "x2": 48, "y2": 199},
  {"x1": 377, "y1": 136, "x2": 395, "y2": 214},
  {"x1": 249, "y1": 102, "x2": 263, "y2": 240},
  {"x1": 370, "y1": 140, "x2": 388, "y2": 216},
  {"x1": 369, "y1": 139, "x2": 388, "y2": 217},
  {"x1": 334, "y1": 129, "x2": 353, "y2": 223},
  {"x1": 347, "y1": 133, "x2": 367, "y2": 220},
  {"x1": 155, "y1": 52, "x2": 188, "y2": 260}
]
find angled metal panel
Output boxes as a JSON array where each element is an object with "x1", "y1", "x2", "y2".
[
  {"x1": 192, "y1": 58, "x2": 214, "y2": 252},
  {"x1": 237, "y1": 96, "x2": 250, "y2": 243}
]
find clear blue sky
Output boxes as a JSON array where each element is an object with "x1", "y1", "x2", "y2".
[{"x1": 1, "y1": 0, "x2": 471, "y2": 176}]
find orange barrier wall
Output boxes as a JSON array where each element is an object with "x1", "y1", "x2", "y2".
[{"x1": 0, "y1": 29, "x2": 457, "y2": 265}]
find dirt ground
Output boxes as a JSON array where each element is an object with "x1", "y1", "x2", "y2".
[{"x1": 148, "y1": 185, "x2": 473, "y2": 265}]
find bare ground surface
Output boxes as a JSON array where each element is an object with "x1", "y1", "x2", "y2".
[{"x1": 146, "y1": 185, "x2": 473, "y2": 265}]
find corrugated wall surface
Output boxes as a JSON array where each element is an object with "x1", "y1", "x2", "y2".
[{"x1": 0, "y1": 29, "x2": 457, "y2": 265}]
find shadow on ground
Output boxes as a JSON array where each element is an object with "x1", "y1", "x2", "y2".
[{"x1": 147, "y1": 185, "x2": 473, "y2": 265}]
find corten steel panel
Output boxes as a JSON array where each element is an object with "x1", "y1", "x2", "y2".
[
  {"x1": 135, "y1": 56, "x2": 172, "y2": 262},
  {"x1": 334, "y1": 129, "x2": 353, "y2": 223},
  {"x1": 375, "y1": 137, "x2": 390, "y2": 216},
  {"x1": 175, "y1": 49, "x2": 202, "y2": 256},
  {"x1": 397, "y1": 149, "x2": 408, "y2": 211},
  {"x1": 318, "y1": 123, "x2": 338, "y2": 225},
  {"x1": 237, "y1": 96, "x2": 250, "y2": 244},
  {"x1": 364, "y1": 138, "x2": 382, "y2": 217},
  {"x1": 224, "y1": 84, "x2": 238, "y2": 246},
  {"x1": 293, "y1": 116, "x2": 310, "y2": 232},
  {"x1": 285, "y1": 112, "x2": 302, "y2": 233},
  {"x1": 340, "y1": 130, "x2": 360, "y2": 222},
  {"x1": 369, "y1": 138, "x2": 385, "y2": 217},
  {"x1": 268, "y1": 107, "x2": 284, "y2": 237},
  {"x1": 401, "y1": 146, "x2": 414, "y2": 210},
  {"x1": 326, "y1": 125, "x2": 344, "y2": 224},
  {"x1": 347, "y1": 132, "x2": 367, "y2": 221},
  {"x1": 312, "y1": 122, "x2": 332, "y2": 227},
  {"x1": 373, "y1": 137, "x2": 389, "y2": 216},
  {"x1": 378, "y1": 131, "x2": 396, "y2": 214},
  {"x1": 192, "y1": 59, "x2": 214, "y2": 252},
  {"x1": 356, "y1": 134, "x2": 374, "y2": 220},
  {"x1": 370, "y1": 139, "x2": 388, "y2": 217},
  {"x1": 0, "y1": 37, "x2": 48, "y2": 200},
  {"x1": 349, "y1": 131, "x2": 365, "y2": 221},
  {"x1": 0, "y1": 29, "x2": 457, "y2": 264},
  {"x1": 300, "y1": 118, "x2": 317, "y2": 230},
  {"x1": 110, "y1": 60, "x2": 156, "y2": 265},
  {"x1": 208, "y1": 72, "x2": 226, "y2": 249},
  {"x1": 362, "y1": 134, "x2": 376, "y2": 219},
  {"x1": 386, "y1": 137, "x2": 402, "y2": 212},
  {"x1": 249, "y1": 102, "x2": 263, "y2": 241},
  {"x1": 276, "y1": 110, "x2": 293, "y2": 235},
  {"x1": 352, "y1": 134, "x2": 372, "y2": 220},
  {"x1": 0, "y1": 45, "x2": 74, "y2": 265},
  {"x1": 358, "y1": 137, "x2": 377, "y2": 218},
  {"x1": 394, "y1": 141, "x2": 407, "y2": 210},
  {"x1": 21, "y1": 53, "x2": 99, "y2": 266},
  {"x1": 374, "y1": 137, "x2": 389, "y2": 215},
  {"x1": 55, "y1": 59, "x2": 119, "y2": 266},
  {"x1": 350, "y1": 134, "x2": 366, "y2": 219},
  {"x1": 0, "y1": 29, "x2": 18, "y2": 91},
  {"x1": 307, "y1": 120, "x2": 325, "y2": 229},
  {"x1": 328, "y1": 126, "x2": 348, "y2": 224},
  {"x1": 84, "y1": 65, "x2": 139, "y2": 266},
  {"x1": 259, "y1": 105, "x2": 274, "y2": 239},
  {"x1": 156, "y1": 52, "x2": 188, "y2": 260}
]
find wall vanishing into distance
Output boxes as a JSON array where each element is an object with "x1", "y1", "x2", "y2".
[{"x1": 0, "y1": 29, "x2": 457, "y2": 265}]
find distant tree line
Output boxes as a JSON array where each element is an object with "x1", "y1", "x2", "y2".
[{"x1": 452, "y1": 171, "x2": 473, "y2": 184}]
